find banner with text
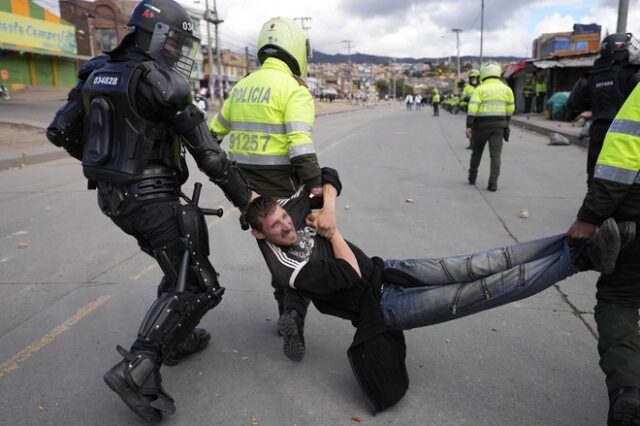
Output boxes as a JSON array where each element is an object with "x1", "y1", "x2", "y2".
[{"x1": 0, "y1": 11, "x2": 76, "y2": 54}]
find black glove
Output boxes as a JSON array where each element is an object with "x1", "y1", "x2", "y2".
[{"x1": 504, "y1": 128, "x2": 510, "y2": 142}]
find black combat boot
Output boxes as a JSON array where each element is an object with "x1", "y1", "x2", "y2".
[
  {"x1": 163, "y1": 328, "x2": 211, "y2": 366},
  {"x1": 278, "y1": 310, "x2": 305, "y2": 362},
  {"x1": 571, "y1": 218, "x2": 621, "y2": 274},
  {"x1": 487, "y1": 181, "x2": 497, "y2": 192},
  {"x1": 609, "y1": 387, "x2": 640, "y2": 426},
  {"x1": 104, "y1": 346, "x2": 175, "y2": 424}
]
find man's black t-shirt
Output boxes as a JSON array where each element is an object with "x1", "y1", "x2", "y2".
[{"x1": 261, "y1": 225, "x2": 376, "y2": 322}]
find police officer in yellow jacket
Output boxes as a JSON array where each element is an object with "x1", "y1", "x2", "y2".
[
  {"x1": 209, "y1": 17, "x2": 338, "y2": 362},
  {"x1": 466, "y1": 62, "x2": 514, "y2": 191},
  {"x1": 463, "y1": 69, "x2": 480, "y2": 149},
  {"x1": 568, "y1": 83, "x2": 640, "y2": 426}
]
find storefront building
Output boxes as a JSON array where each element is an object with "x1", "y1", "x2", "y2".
[{"x1": 0, "y1": 0, "x2": 89, "y2": 89}]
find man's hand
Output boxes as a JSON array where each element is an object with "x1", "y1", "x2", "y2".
[
  {"x1": 567, "y1": 219, "x2": 597, "y2": 244},
  {"x1": 306, "y1": 210, "x2": 336, "y2": 239},
  {"x1": 465, "y1": 128, "x2": 472, "y2": 140},
  {"x1": 249, "y1": 190, "x2": 260, "y2": 201}
]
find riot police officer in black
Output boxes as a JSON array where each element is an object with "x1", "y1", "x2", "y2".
[
  {"x1": 567, "y1": 33, "x2": 640, "y2": 186},
  {"x1": 46, "y1": 0, "x2": 251, "y2": 422}
]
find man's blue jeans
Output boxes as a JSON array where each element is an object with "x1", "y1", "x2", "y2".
[{"x1": 380, "y1": 234, "x2": 578, "y2": 330}]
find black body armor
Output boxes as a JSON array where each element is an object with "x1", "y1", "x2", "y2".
[
  {"x1": 588, "y1": 63, "x2": 637, "y2": 123},
  {"x1": 82, "y1": 60, "x2": 173, "y2": 184}
]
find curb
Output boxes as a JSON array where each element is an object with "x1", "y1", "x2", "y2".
[
  {"x1": 0, "y1": 149, "x2": 68, "y2": 171},
  {"x1": 0, "y1": 121, "x2": 68, "y2": 171},
  {"x1": 510, "y1": 117, "x2": 587, "y2": 148}
]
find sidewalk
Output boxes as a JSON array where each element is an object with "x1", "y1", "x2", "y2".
[
  {"x1": 510, "y1": 113, "x2": 586, "y2": 147},
  {"x1": 0, "y1": 88, "x2": 391, "y2": 170}
]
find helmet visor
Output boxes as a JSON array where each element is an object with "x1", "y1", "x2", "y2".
[{"x1": 149, "y1": 22, "x2": 200, "y2": 78}]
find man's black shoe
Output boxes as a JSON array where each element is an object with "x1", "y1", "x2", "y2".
[
  {"x1": 465, "y1": 145, "x2": 472, "y2": 150},
  {"x1": 104, "y1": 346, "x2": 175, "y2": 424},
  {"x1": 609, "y1": 387, "x2": 640, "y2": 426},
  {"x1": 163, "y1": 328, "x2": 211, "y2": 366},
  {"x1": 278, "y1": 310, "x2": 305, "y2": 362},
  {"x1": 572, "y1": 217, "x2": 621, "y2": 274},
  {"x1": 619, "y1": 221, "x2": 636, "y2": 250},
  {"x1": 487, "y1": 183, "x2": 497, "y2": 192}
]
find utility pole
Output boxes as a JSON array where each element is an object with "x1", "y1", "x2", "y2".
[
  {"x1": 204, "y1": 0, "x2": 224, "y2": 101},
  {"x1": 213, "y1": 0, "x2": 223, "y2": 101},
  {"x1": 85, "y1": 13, "x2": 95, "y2": 57},
  {"x1": 342, "y1": 39, "x2": 354, "y2": 99},
  {"x1": 452, "y1": 28, "x2": 462, "y2": 95},
  {"x1": 617, "y1": 0, "x2": 629, "y2": 32},
  {"x1": 245, "y1": 46, "x2": 250, "y2": 75},
  {"x1": 480, "y1": 0, "x2": 484, "y2": 65},
  {"x1": 204, "y1": 0, "x2": 213, "y2": 95}
]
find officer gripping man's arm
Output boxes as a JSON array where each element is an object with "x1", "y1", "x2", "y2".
[{"x1": 47, "y1": 1, "x2": 254, "y2": 423}]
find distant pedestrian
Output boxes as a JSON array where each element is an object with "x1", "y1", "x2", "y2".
[
  {"x1": 414, "y1": 94, "x2": 422, "y2": 111},
  {"x1": 466, "y1": 62, "x2": 514, "y2": 192},
  {"x1": 522, "y1": 75, "x2": 534, "y2": 113},
  {"x1": 431, "y1": 89, "x2": 440, "y2": 116},
  {"x1": 405, "y1": 94, "x2": 413, "y2": 111},
  {"x1": 535, "y1": 74, "x2": 547, "y2": 113}
]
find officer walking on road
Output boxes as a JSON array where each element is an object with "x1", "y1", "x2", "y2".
[
  {"x1": 534, "y1": 74, "x2": 547, "y2": 113},
  {"x1": 47, "y1": 0, "x2": 251, "y2": 422},
  {"x1": 462, "y1": 69, "x2": 480, "y2": 149},
  {"x1": 431, "y1": 89, "x2": 440, "y2": 116},
  {"x1": 567, "y1": 33, "x2": 640, "y2": 186},
  {"x1": 522, "y1": 74, "x2": 535, "y2": 113},
  {"x1": 209, "y1": 17, "x2": 339, "y2": 363},
  {"x1": 466, "y1": 62, "x2": 515, "y2": 191},
  {"x1": 567, "y1": 79, "x2": 640, "y2": 426}
]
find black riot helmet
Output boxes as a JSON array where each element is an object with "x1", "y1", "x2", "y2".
[
  {"x1": 116, "y1": 0, "x2": 200, "y2": 77},
  {"x1": 600, "y1": 33, "x2": 640, "y2": 63}
]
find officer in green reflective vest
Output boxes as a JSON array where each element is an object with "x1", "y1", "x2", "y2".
[
  {"x1": 568, "y1": 82, "x2": 640, "y2": 425},
  {"x1": 466, "y1": 61, "x2": 515, "y2": 191},
  {"x1": 209, "y1": 17, "x2": 339, "y2": 362},
  {"x1": 535, "y1": 75, "x2": 547, "y2": 113},
  {"x1": 463, "y1": 69, "x2": 480, "y2": 149},
  {"x1": 523, "y1": 75, "x2": 535, "y2": 113}
]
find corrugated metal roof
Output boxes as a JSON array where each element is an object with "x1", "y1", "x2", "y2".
[{"x1": 529, "y1": 56, "x2": 597, "y2": 69}]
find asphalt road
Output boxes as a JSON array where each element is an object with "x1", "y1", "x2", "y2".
[{"x1": 0, "y1": 105, "x2": 605, "y2": 425}]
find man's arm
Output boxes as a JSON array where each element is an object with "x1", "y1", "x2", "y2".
[
  {"x1": 568, "y1": 84, "x2": 640, "y2": 241},
  {"x1": 145, "y1": 64, "x2": 251, "y2": 209},
  {"x1": 328, "y1": 230, "x2": 361, "y2": 277},
  {"x1": 566, "y1": 76, "x2": 591, "y2": 120}
]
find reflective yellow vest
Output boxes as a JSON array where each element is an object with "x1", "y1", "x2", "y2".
[
  {"x1": 523, "y1": 79, "x2": 534, "y2": 96},
  {"x1": 209, "y1": 57, "x2": 315, "y2": 169},
  {"x1": 462, "y1": 84, "x2": 476, "y2": 100},
  {"x1": 594, "y1": 83, "x2": 640, "y2": 184},
  {"x1": 535, "y1": 81, "x2": 547, "y2": 95},
  {"x1": 467, "y1": 78, "x2": 515, "y2": 118}
]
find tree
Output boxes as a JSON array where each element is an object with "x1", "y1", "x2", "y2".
[{"x1": 374, "y1": 79, "x2": 390, "y2": 97}]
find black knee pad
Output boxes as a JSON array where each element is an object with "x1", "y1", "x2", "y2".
[{"x1": 137, "y1": 287, "x2": 225, "y2": 354}]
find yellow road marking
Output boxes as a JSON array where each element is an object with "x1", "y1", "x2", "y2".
[
  {"x1": 129, "y1": 262, "x2": 157, "y2": 281},
  {"x1": 0, "y1": 295, "x2": 112, "y2": 380}
]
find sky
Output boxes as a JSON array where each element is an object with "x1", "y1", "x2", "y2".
[{"x1": 185, "y1": 0, "x2": 640, "y2": 59}]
